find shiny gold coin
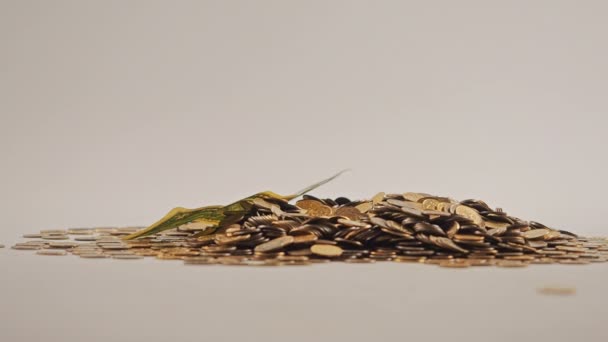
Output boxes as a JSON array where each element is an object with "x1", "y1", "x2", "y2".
[
  {"x1": 295, "y1": 199, "x2": 323, "y2": 210},
  {"x1": 421, "y1": 198, "x2": 441, "y2": 211},
  {"x1": 454, "y1": 205, "x2": 485, "y2": 228},
  {"x1": 310, "y1": 244, "x2": 343, "y2": 257},
  {"x1": 354, "y1": 201, "x2": 373, "y2": 213},
  {"x1": 393, "y1": 256, "x2": 426, "y2": 263},
  {"x1": 371, "y1": 192, "x2": 385, "y2": 205},
  {"x1": 296, "y1": 199, "x2": 332, "y2": 217}
]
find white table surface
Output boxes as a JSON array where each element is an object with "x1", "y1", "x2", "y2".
[{"x1": 2, "y1": 244, "x2": 607, "y2": 342}]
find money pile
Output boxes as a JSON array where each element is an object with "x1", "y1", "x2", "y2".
[{"x1": 10, "y1": 192, "x2": 608, "y2": 267}]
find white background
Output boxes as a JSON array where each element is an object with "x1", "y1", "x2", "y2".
[{"x1": 1, "y1": 1, "x2": 607, "y2": 341}]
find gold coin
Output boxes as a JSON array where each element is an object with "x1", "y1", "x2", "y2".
[
  {"x1": 292, "y1": 234, "x2": 318, "y2": 244},
  {"x1": 112, "y1": 254, "x2": 144, "y2": 260},
  {"x1": 67, "y1": 228, "x2": 94, "y2": 235},
  {"x1": 496, "y1": 260, "x2": 529, "y2": 268},
  {"x1": 453, "y1": 234, "x2": 485, "y2": 242},
  {"x1": 40, "y1": 229, "x2": 67, "y2": 235},
  {"x1": 558, "y1": 259, "x2": 590, "y2": 265},
  {"x1": 439, "y1": 261, "x2": 470, "y2": 268},
  {"x1": 393, "y1": 256, "x2": 425, "y2": 263},
  {"x1": 455, "y1": 205, "x2": 485, "y2": 228},
  {"x1": 308, "y1": 204, "x2": 332, "y2": 217},
  {"x1": 287, "y1": 248, "x2": 313, "y2": 256},
  {"x1": 402, "y1": 192, "x2": 430, "y2": 202},
  {"x1": 254, "y1": 236, "x2": 294, "y2": 253},
  {"x1": 337, "y1": 218, "x2": 369, "y2": 228},
  {"x1": 296, "y1": 199, "x2": 332, "y2": 217},
  {"x1": 74, "y1": 236, "x2": 98, "y2": 241},
  {"x1": 183, "y1": 257, "x2": 217, "y2": 265},
  {"x1": 49, "y1": 241, "x2": 79, "y2": 249},
  {"x1": 310, "y1": 244, "x2": 343, "y2": 257},
  {"x1": 354, "y1": 201, "x2": 373, "y2": 213},
  {"x1": 484, "y1": 220, "x2": 510, "y2": 229},
  {"x1": 79, "y1": 253, "x2": 108, "y2": 258},
  {"x1": 334, "y1": 206, "x2": 362, "y2": 220},
  {"x1": 344, "y1": 258, "x2": 376, "y2": 263},
  {"x1": 36, "y1": 249, "x2": 67, "y2": 256},
  {"x1": 371, "y1": 192, "x2": 385, "y2": 205},
  {"x1": 22, "y1": 234, "x2": 42, "y2": 238},
  {"x1": 555, "y1": 246, "x2": 587, "y2": 253},
  {"x1": 421, "y1": 198, "x2": 440, "y2": 210},
  {"x1": 12, "y1": 244, "x2": 42, "y2": 250},
  {"x1": 295, "y1": 199, "x2": 323, "y2": 210},
  {"x1": 522, "y1": 229, "x2": 550, "y2": 240},
  {"x1": 41, "y1": 235, "x2": 69, "y2": 240}
]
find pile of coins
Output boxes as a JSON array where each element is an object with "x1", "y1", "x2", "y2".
[{"x1": 9, "y1": 192, "x2": 608, "y2": 267}]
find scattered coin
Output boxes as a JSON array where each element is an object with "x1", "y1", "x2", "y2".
[
  {"x1": 22, "y1": 234, "x2": 42, "y2": 238},
  {"x1": 49, "y1": 241, "x2": 79, "y2": 249},
  {"x1": 79, "y1": 253, "x2": 108, "y2": 258},
  {"x1": 496, "y1": 260, "x2": 529, "y2": 268},
  {"x1": 37, "y1": 249, "x2": 67, "y2": 256},
  {"x1": 310, "y1": 244, "x2": 343, "y2": 257},
  {"x1": 439, "y1": 261, "x2": 470, "y2": 268},
  {"x1": 41, "y1": 235, "x2": 69, "y2": 240},
  {"x1": 112, "y1": 254, "x2": 144, "y2": 260}
]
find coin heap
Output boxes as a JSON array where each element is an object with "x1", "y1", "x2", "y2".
[{"x1": 10, "y1": 192, "x2": 608, "y2": 268}]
